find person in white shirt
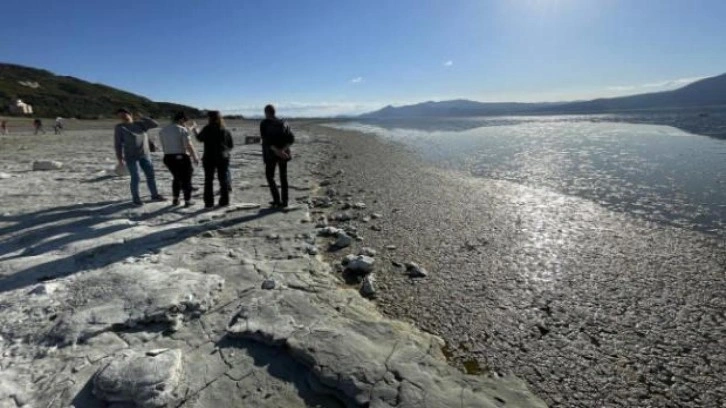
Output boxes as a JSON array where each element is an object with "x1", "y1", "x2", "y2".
[{"x1": 158, "y1": 111, "x2": 200, "y2": 207}]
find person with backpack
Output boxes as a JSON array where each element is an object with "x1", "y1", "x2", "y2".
[
  {"x1": 259, "y1": 104, "x2": 294, "y2": 208},
  {"x1": 114, "y1": 108, "x2": 165, "y2": 206},
  {"x1": 159, "y1": 111, "x2": 200, "y2": 207},
  {"x1": 196, "y1": 111, "x2": 233, "y2": 208}
]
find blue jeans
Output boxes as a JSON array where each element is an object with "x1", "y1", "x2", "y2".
[{"x1": 126, "y1": 155, "x2": 159, "y2": 202}]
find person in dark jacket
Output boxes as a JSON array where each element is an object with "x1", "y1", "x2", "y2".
[
  {"x1": 196, "y1": 111, "x2": 233, "y2": 208},
  {"x1": 260, "y1": 104, "x2": 294, "y2": 208}
]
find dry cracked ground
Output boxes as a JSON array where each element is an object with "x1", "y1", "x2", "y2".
[
  {"x1": 302, "y1": 123, "x2": 726, "y2": 408},
  {"x1": 0, "y1": 121, "x2": 545, "y2": 408}
]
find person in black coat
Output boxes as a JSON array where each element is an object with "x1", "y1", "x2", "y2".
[
  {"x1": 259, "y1": 104, "x2": 294, "y2": 208},
  {"x1": 196, "y1": 111, "x2": 233, "y2": 208}
]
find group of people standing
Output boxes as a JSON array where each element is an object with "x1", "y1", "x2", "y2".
[{"x1": 113, "y1": 105, "x2": 293, "y2": 209}]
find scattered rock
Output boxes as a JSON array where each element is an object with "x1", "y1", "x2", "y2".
[
  {"x1": 0, "y1": 172, "x2": 11, "y2": 179},
  {"x1": 93, "y1": 349, "x2": 184, "y2": 408},
  {"x1": 267, "y1": 233, "x2": 280, "y2": 241},
  {"x1": 331, "y1": 212, "x2": 353, "y2": 222},
  {"x1": 353, "y1": 202, "x2": 367, "y2": 209},
  {"x1": 333, "y1": 232, "x2": 353, "y2": 248},
  {"x1": 346, "y1": 255, "x2": 375, "y2": 274},
  {"x1": 261, "y1": 279, "x2": 276, "y2": 290},
  {"x1": 359, "y1": 247, "x2": 377, "y2": 257},
  {"x1": 342, "y1": 254, "x2": 358, "y2": 266},
  {"x1": 370, "y1": 225, "x2": 382, "y2": 232},
  {"x1": 317, "y1": 226, "x2": 340, "y2": 237},
  {"x1": 319, "y1": 179, "x2": 332, "y2": 187},
  {"x1": 371, "y1": 213, "x2": 382, "y2": 219},
  {"x1": 28, "y1": 282, "x2": 59, "y2": 296},
  {"x1": 360, "y1": 274, "x2": 377, "y2": 298},
  {"x1": 385, "y1": 245, "x2": 397, "y2": 250},
  {"x1": 304, "y1": 244, "x2": 319, "y2": 255},
  {"x1": 361, "y1": 216, "x2": 371, "y2": 223},
  {"x1": 391, "y1": 261, "x2": 404, "y2": 268},
  {"x1": 32, "y1": 160, "x2": 63, "y2": 171},
  {"x1": 226, "y1": 203, "x2": 261, "y2": 212},
  {"x1": 406, "y1": 262, "x2": 429, "y2": 278},
  {"x1": 326, "y1": 188, "x2": 338, "y2": 197}
]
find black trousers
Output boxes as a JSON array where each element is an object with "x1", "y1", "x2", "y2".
[
  {"x1": 163, "y1": 154, "x2": 193, "y2": 201},
  {"x1": 265, "y1": 158, "x2": 288, "y2": 205},
  {"x1": 203, "y1": 158, "x2": 230, "y2": 206}
]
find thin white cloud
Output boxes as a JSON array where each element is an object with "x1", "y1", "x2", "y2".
[
  {"x1": 443, "y1": 60, "x2": 454, "y2": 67},
  {"x1": 350, "y1": 77, "x2": 364, "y2": 84},
  {"x1": 607, "y1": 76, "x2": 706, "y2": 93},
  {"x1": 222, "y1": 101, "x2": 382, "y2": 118}
]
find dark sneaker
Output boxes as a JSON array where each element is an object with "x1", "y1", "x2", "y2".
[
  {"x1": 151, "y1": 195, "x2": 166, "y2": 202},
  {"x1": 218, "y1": 202, "x2": 229, "y2": 207},
  {"x1": 172, "y1": 198, "x2": 180, "y2": 206},
  {"x1": 185, "y1": 200, "x2": 196, "y2": 208},
  {"x1": 132, "y1": 200, "x2": 144, "y2": 207}
]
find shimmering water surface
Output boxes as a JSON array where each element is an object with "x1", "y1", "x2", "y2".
[{"x1": 328, "y1": 114, "x2": 726, "y2": 236}]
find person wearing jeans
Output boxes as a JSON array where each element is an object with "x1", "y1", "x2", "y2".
[
  {"x1": 114, "y1": 108, "x2": 165, "y2": 206},
  {"x1": 159, "y1": 111, "x2": 200, "y2": 207},
  {"x1": 195, "y1": 111, "x2": 233, "y2": 208},
  {"x1": 260, "y1": 104, "x2": 294, "y2": 208}
]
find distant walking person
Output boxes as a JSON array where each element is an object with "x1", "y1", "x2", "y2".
[
  {"x1": 196, "y1": 111, "x2": 233, "y2": 208},
  {"x1": 114, "y1": 108, "x2": 165, "y2": 206},
  {"x1": 159, "y1": 112, "x2": 200, "y2": 207},
  {"x1": 54, "y1": 117, "x2": 64, "y2": 135},
  {"x1": 260, "y1": 104, "x2": 294, "y2": 208},
  {"x1": 0, "y1": 120, "x2": 7, "y2": 135},
  {"x1": 33, "y1": 119, "x2": 45, "y2": 135}
]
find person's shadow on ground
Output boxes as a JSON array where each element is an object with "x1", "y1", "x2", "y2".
[{"x1": 0, "y1": 203, "x2": 276, "y2": 294}]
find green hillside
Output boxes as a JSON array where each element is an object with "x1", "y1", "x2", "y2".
[{"x1": 0, "y1": 63, "x2": 201, "y2": 118}]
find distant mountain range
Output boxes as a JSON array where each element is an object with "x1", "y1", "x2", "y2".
[
  {"x1": 0, "y1": 63, "x2": 201, "y2": 118},
  {"x1": 360, "y1": 73, "x2": 726, "y2": 118}
]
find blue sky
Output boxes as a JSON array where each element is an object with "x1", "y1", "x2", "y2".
[{"x1": 1, "y1": 0, "x2": 725, "y2": 116}]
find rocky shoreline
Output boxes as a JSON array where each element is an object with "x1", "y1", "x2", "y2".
[
  {"x1": 0, "y1": 122, "x2": 545, "y2": 407},
  {"x1": 304, "y1": 122, "x2": 726, "y2": 407}
]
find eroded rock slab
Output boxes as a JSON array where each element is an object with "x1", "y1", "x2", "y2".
[
  {"x1": 43, "y1": 265, "x2": 224, "y2": 345},
  {"x1": 93, "y1": 348, "x2": 184, "y2": 407},
  {"x1": 227, "y1": 287, "x2": 546, "y2": 408}
]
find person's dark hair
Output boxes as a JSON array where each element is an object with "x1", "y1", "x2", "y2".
[
  {"x1": 207, "y1": 110, "x2": 224, "y2": 128},
  {"x1": 173, "y1": 111, "x2": 188, "y2": 123},
  {"x1": 116, "y1": 108, "x2": 131, "y2": 115},
  {"x1": 264, "y1": 104, "x2": 275, "y2": 117}
]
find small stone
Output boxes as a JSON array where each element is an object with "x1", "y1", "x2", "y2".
[
  {"x1": 267, "y1": 234, "x2": 280, "y2": 240},
  {"x1": 332, "y1": 212, "x2": 353, "y2": 222},
  {"x1": 305, "y1": 245, "x2": 319, "y2": 255},
  {"x1": 406, "y1": 262, "x2": 429, "y2": 278},
  {"x1": 334, "y1": 232, "x2": 353, "y2": 248},
  {"x1": 261, "y1": 279, "x2": 276, "y2": 290},
  {"x1": 361, "y1": 217, "x2": 371, "y2": 223},
  {"x1": 353, "y1": 202, "x2": 367, "y2": 209},
  {"x1": 319, "y1": 180, "x2": 332, "y2": 187},
  {"x1": 326, "y1": 188, "x2": 338, "y2": 197},
  {"x1": 392, "y1": 261, "x2": 404, "y2": 268},
  {"x1": 360, "y1": 274, "x2": 377, "y2": 298},
  {"x1": 0, "y1": 172, "x2": 11, "y2": 179},
  {"x1": 347, "y1": 255, "x2": 375, "y2": 274},
  {"x1": 385, "y1": 245, "x2": 397, "y2": 250},
  {"x1": 359, "y1": 247, "x2": 377, "y2": 257},
  {"x1": 342, "y1": 254, "x2": 358, "y2": 265},
  {"x1": 371, "y1": 213, "x2": 383, "y2": 219},
  {"x1": 318, "y1": 226, "x2": 340, "y2": 237},
  {"x1": 371, "y1": 225, "x2": 382, "y2": 231},
  {"x1": 201, "y1": 231, "x2": 215, "y2": 238},
  {"x1": 32, "y1": 160, "x2": 63, "y2": 171}
]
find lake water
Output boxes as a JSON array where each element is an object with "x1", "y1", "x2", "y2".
[{"x1": 327, "y1": 114, "x2": 726, "y2": 237}]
